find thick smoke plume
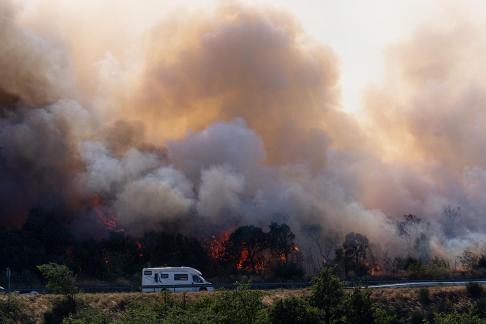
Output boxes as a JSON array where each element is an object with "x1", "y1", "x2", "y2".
[{"x1": 1, "y1": 0, "x2": 486, "y2": 264}]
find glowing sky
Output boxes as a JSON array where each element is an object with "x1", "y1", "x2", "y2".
[{"x1": 15, "y1": 0, "x2": 464, "y2": 114}]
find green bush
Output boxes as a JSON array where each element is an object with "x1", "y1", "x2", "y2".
[
  {"x1": 114, "y1": 288, "x2": 267, "y2": 324},
  {"x1": 205, "y1": 288, "x2": 267, "y2": 324},
  {"x1": 345, "y1": 288, "x2": 375, "y2": 324},
  {"x1": 0, "y1": 294, "x2": 33, "y2": 324},
  {"x1": 310, "y1": 267, "x2": 345, "y2": 323},
  {"x1": 63, "y1": 307, "x2": 110, "y2": 324},
  {"x1": 269, "y1": 297, "x2": 319, "y2": 324},
  {"x1": 409, "y1": 310, "x2": 426, "y2": 324},
  {"x1": 476, "y1": 298, "x2": 486, "y2": 318},
  {"x1": 44, "y1": 297, "x2": 77, "y2": 324},
  {"x1": 114, "y1": 296, "x2": 178, "y2": 324},
  {"x1": 161, "y1": 305, "x2": 219, "y2": 324},
  {"x1": 467, "y1": 283, "x2": 484, "y2": 299},
  {"x1": 418, "y1": 287, "x2": 431, "y2": 305},
  {"x1": 435, "y1": 311, "x2": 486, "y2": 324},
  {"x1": 372, "y1": 305, "x2": 396, "y2": 324},
  {"x1": 37, "y1": 263, "x2": 78, "y2": 298}
]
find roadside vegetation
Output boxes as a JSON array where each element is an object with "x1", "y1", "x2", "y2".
[{"x1": 2, "y1": 265, "x2": 486, "y2": 323}]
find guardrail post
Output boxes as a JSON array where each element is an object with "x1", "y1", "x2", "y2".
[{"x1": 6, "y1": 267, "x2": 11, "y2": 293}]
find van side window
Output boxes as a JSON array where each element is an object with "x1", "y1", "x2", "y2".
[
  {"x1": 192, "y1": 275, "x2": 203, "y2": 283},
  {"x1": 154, "y1": 273, "x2": 159, "y2": 282},
  {"x1": 161, "y1": 273, "x2": 169, "y2": 279},
  {"x1": 174, "y1": 274, "x2": 188, "y2": 281}
]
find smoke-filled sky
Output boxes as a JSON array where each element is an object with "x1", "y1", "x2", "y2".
[{"x1": 3, "y1": 0, "x2": 486, "y2": 260}]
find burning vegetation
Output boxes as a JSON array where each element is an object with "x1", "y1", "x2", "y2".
[{"x1": 205, "y1": 223, "x2": 303, "y2": 276}]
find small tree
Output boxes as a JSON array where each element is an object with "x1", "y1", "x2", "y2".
[
  {"x1": 310, "y1": 266, "x2": 345, "y2": 324},
  {"x1": 269, "y1": 297, "x2": 320, "y2": 324},
  {"x1": 345, "y1": 288, "x2": 375, "y2": 324},
  {"x1": 268, "y1": 223, "x2": 296, "y2": 264},
  {"x1": 343, "y1": 232, "x2": 371, "y2": 277},
  {"x1": 460, "y1": 251, "x2": 479, "y2": 272},
  {"x1": 37, "y1": 263, "x2": 78, "y2": 299}
]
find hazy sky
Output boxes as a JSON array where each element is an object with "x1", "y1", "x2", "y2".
[{"x1": 15, "y1": 0, "x2": 462, "y2": 113}]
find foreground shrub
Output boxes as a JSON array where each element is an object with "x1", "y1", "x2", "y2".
[
  {"x1": 418, "y1": 287, "x2": 431, "y2": 305},
  {"x1": 435, "y1": 311, "x2": 486, "y2": 324},
  {"x1": 114, "y1": 295, "x2": 178, "y2": 324},
  {"x1": 310, "y1": 267, "x2": 345, "y2": 323},
  {"x1": 476, "y1": 298, "x2": 486, "y2": 318},
  {"x1": 409, "y1": 310, "x2": 426, "y2": 324},
  {"x1": 269, "y1": 297, "x2": 319, "y2": 324},
  {"x1": 372, "y1": 305, "x2": 397, "y2": 324},
  {"x1": 63, "y1": 307, "x2": 110, "y2": 324},
  {"x1": 467, "y1": 283, "x2": 484, "y2": 299},
  {"x1": 0, "y1": 294, "x2": 33, "y2": 324},
  {"x1": 44, "y1": 297, "x2": 77, "y2": 324},
  {"x1": 345, "y1": 288, "x2": 376, "y2": 324},
  {"x1": 114, "y1": 288, "x2": 266, "y2": 324},
  {"x1": 206, "y1": 287, "x2": 267, "y2": 324}
]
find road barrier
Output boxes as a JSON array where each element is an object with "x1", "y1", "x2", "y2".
[{"x1": 10, "y1": 278, "x2": 486, "y2": 294}]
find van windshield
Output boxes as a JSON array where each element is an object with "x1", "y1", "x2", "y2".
[{"x1": 192, "y1": 275, "x2": 204, "y2": 283}]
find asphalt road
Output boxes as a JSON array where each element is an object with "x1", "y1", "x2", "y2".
[{"x1": 363, "y1": 280, "x2": 486, "y2": 289}]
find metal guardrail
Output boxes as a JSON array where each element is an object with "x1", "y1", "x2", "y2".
[{"x1": 9, "y1": 278, "x2": 486, "y2": 294}]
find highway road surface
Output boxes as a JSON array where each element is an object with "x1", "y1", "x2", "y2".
[{"x1": 362, "y1": 280, "x2": 486, "y2": 289}]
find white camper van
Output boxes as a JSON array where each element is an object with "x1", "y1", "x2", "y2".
[{"x1": 141, "y1": 267, "x2": 214, "y2": 292}]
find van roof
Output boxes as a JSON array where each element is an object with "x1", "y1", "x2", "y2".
[{"x1": 142, "y1": 266, "x2": 202, "y2": 275}]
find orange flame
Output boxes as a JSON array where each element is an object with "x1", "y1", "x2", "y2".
[
  {"x1": 206, "y1": 229, "x2": 232, "y2": 262},
  {"x1": 370, "y1": 264, "x2": 382, "y2": 276},
  {"x1": 236, "y1": 248, "x2": 249, "y2": 270},
  {"x1": 89, "y1": 194, "x2": 123, "y2": 232},
  {"x1": 136, "y1": 241, "x2": 144, "y2": 257}
]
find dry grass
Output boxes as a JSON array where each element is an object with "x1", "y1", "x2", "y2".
[{"x1": 0, "y1": 286, "x2": 476, "y2": 323}]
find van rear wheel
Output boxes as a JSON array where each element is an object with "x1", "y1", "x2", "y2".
[{"x1": 199, "y1": 287, "x2": 207, "y2": 292}]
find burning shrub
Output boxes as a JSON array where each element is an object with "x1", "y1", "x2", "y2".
[
  {"x1": 333, "y1": 232, "x2": 373, "y2": 278},
  {"x1": 206, "y1": 223, "x2": 303, "y2": 278},
  {"x1": 225, "y1": 225, "x2": 268, "y2": 273}
]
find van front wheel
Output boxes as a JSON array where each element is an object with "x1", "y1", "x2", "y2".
[{"x1": 199, "y1": 287, "x2": 207, "y2": 292}]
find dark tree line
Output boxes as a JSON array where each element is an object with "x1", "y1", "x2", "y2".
[
  {"x1": 0, "y1": 207, "x2": 211, "y2": 286},
  {"x1": 0, "y1": 207, "x2": 304, "y2": 286}
]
